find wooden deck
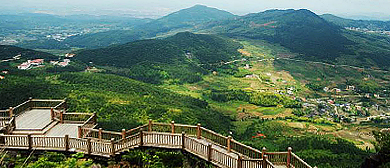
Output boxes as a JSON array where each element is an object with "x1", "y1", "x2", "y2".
[
  {"x1": 0, "y1": 99, "x2": 312, "y2": 168},
  {"x1": 44, "y1": 124, "x2": 82, "y2": 138},
  {"x1": 15, "y1": 109, "x2": 52, "y2": 130}
]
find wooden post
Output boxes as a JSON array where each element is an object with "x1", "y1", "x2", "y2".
[
  {"x1": 263, "y1": 155, "x2": 268, "y2": 168},
  {"x1": 148, "y1": 119, "x2": 152, "y2": 132},
  {"x1": 64, "y1": 135, "x2": 69, "y2": 151},
  {"x1": 63, "y1": 98, "x2": 68, "y2": 110},
  {"x1": 111, "y1": 138, "x2": 115, "y2": 157},
  {"x1": 50, "y1": 107, "x2": 54, "y2": 120},
  {"x1": 237, "y1": 154, "x2": 242, "y2": 168},
  {"x1": 93, "y1": 113, "x2": 97, "y2": 124},
  {"x1": 29, "y1": 97, "x2": 33, "y2": 109},
  {"x1": 181, "y1": 132, "x2": 185, "y2": 149},
  {"x1": 171, "y1": 121, "x2": 175, "y2": 134},
  {"x1": 78, "y1": 126, "x2": 82, "y2": 138},
  {"x1": 27, "y1": 134, "x2": 32, "y2": 150},
  {"x1": 139, "y1": 130, "x2": 144, "y2": 146},
  {"x1": 12, "y1": 116, "x2": 16, "y2": 129},
  {"x1": 60, "y1": 111, "x2": 64, "y2": 123},
  {"x1": 122, "y1": 129, "x2": 126, "y2": 139},
  {"x1": 262, "y1": 147, "x2": 267, "y2": 159},
  {"x1": 8, "y1": 107, "x2": 13, "y2": 117},
  {"x1": 227, "y1": 136, "x2": 232, "y2": 153},
  {"x1": 287, "y1": 147, "x2": 292, "y2": 168},
  {"x1": 99, "y1": 128, "x2": 102, "y2": 141},
  {"x1": 197, "y1": 123, "x2": 201, "y2": 139},
  {"x1": 207, "y1": 144, "x2": 212, "y2": 161},
  {"x1": 87, "y1": 138, "x2": 92, "y2": 155}
]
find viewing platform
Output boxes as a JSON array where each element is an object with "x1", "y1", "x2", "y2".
[{"x1": 0, "y1": 99, "x2": 313, "y2": 168}]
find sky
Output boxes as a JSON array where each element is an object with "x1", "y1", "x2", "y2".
[{"x1": 1, "y1": 0, "x2": 390, "y2": 20}]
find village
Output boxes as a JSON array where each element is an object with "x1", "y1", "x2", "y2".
[
  {"x1": 302, "y1": 84, "x2": 390, "y2": 125},
  {"x1": 16, "y1": 53, "x2": 75, "y2": 70}
]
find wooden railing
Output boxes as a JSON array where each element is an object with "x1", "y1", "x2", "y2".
[
  {"x1": 0, "y1": 117, "x2": 15, "y2": 134},
  {"x1": 11, "y1": 99, "x2": 32, "y2": 116},
  {"x1": 63, "y1": 113, "x2": 96, "y2": 124},
  {"x1": 0, "y1": 115, "x2": 312, "y2": 168},
  {"x1": 0, "y1": 117, "x2": 11, "y2": 127},
  {"x1": 7, "y1": 98, "x2": 66, "y2": 117},
  {"x1": 0, "y1": 128, "x2": 311, "y2": 168},
  {"x1": 242, "y1": 157, "x2": 275, "y2": 168},
  {"x1": 0, "y1": 109, "x2": 10, "y2": 118}
]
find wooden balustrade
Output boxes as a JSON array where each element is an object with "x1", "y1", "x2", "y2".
[
  {"x1": 143, "y1": 132, "x2": 182, "y2": 148},
  {"x1": 115, "y1": 133, "x2": 140, "y2": 153},
  {"x1": 184, "y1": 136, "x2": 209, "y2": 160},
  {"x1": 290, "y1": 153, "x2": 312, "y2": 168},
  {"x1": 31, "y1": 136, "x2": 65, "y2": 149},
  {"x1": 0, "y1": 109, "x2": 10, "y2": 118},
  {"x1": 10, "y1": 98, "x2": 65, "y2": 117},
  {"x1": 201, "y1": 127, "x2": 228, "y2": 147},
  {"x1": 0, "y1": 117, "x2": 15, "y2": 134},
  {"x1": 12, "y1": 100, "x2": 31, "y2": 116},
  {"x1": 264, "y1": 152, "x2": 288, "y2": 166},
  {"x1": 63, "y1": 113, "x2": 95, "y2": 124},
  {"x1": 30, "y1": 99, "x2": 64, "y2": 109},
  {"x1": 90, "y1": 140, "x2": 112, "y2": 155},
  {"x1": 69, "y1": 138, "x2": 88, "y2": 152},
  {"x1": 0, "y1": 115, "x2": 313, "y2": 168},
  {"x1": 80, "y1": 127, "x2": 122, "y2": 141},
  {"x1": 231, "y1": 139, "x2": 262, "y2": 159},
  {"x1": 242, "y1": 157, "x2": 275, "y2": 168},
  {"x1": 211, "y1": 147, "x2": 238, "y2": 168},
  {"x1": 0, "y1": 117, "x2": 11, "y2": 127},
  {"x1": 125, "y1": 125, "x2": 147, "y2": 137}
]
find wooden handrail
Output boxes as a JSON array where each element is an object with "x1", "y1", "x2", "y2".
[
  {"x1": 0, "y1": 105, "x2": 313, "y2": 168},
  {"x1": 291, "y1": 153, "x2": 312, "y2": 168},
  {"x1": 13, "y1": 100, "x2": 31, "y2": 110},
  {"x1": 0, "y1": 128, "x2": 311, "y2": 168},
  {"x1": 31, "y1": 99, "x2": 64, "y2": 102}
]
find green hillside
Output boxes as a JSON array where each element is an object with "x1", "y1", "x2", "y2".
[
  {"x1": 201, "y1": 9, "x2": 352, "y2": 61},
  {"x1": 75, "y1": 32, "x2": 242, "y2": 84},
  {"x1": 0, "y1": 71, "x2": 232, "y2": 132},
  {"x1": 63, "y1": 30, "x2": 145, "y2": 49},
  {"x1": 200, "y1": 9, "x2": 390, "y2": 69},
  {"x1": 0, "y1": 45, "x2": 57, "y2": 60}
]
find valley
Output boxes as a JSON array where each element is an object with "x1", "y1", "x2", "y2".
[{"x1": 1, "y1": 4, "x2": 390, "y2": 168}]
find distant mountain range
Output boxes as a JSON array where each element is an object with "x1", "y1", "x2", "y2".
[
  {"x1": 5, "y1": 5, "x2": 390, "y2": 70},
  {"x1": 60, "y1": 5, "x2": 236, "y2": 48}
]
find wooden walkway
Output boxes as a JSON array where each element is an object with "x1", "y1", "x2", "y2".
[
  {"x1": 44, "y1": 124, "x2": 82, "y2": 138},
  {"x1": 0, "y1": 99, "x2": 313, "y2": 168}
]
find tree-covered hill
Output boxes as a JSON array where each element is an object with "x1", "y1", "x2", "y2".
[
  {"x1": 0, "y1": 45, "x2": 57, "y2": 60},
  {"x1": 138, "y1": 5, "x2": 235, "y2": 36},
  {"x1": 75, "y1": 32, "x2": 242, "y2": 84},
  {"x1": 201, "y1": 9, "x2": 353, "y2": 61},
  {"x1": 62, "y1": 30, "x2": 146, "y2": 49}
]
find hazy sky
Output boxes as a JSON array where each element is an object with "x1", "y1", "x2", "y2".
[{"x1": 2, "y1": 0, "x2": 390, "y2": 19}]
